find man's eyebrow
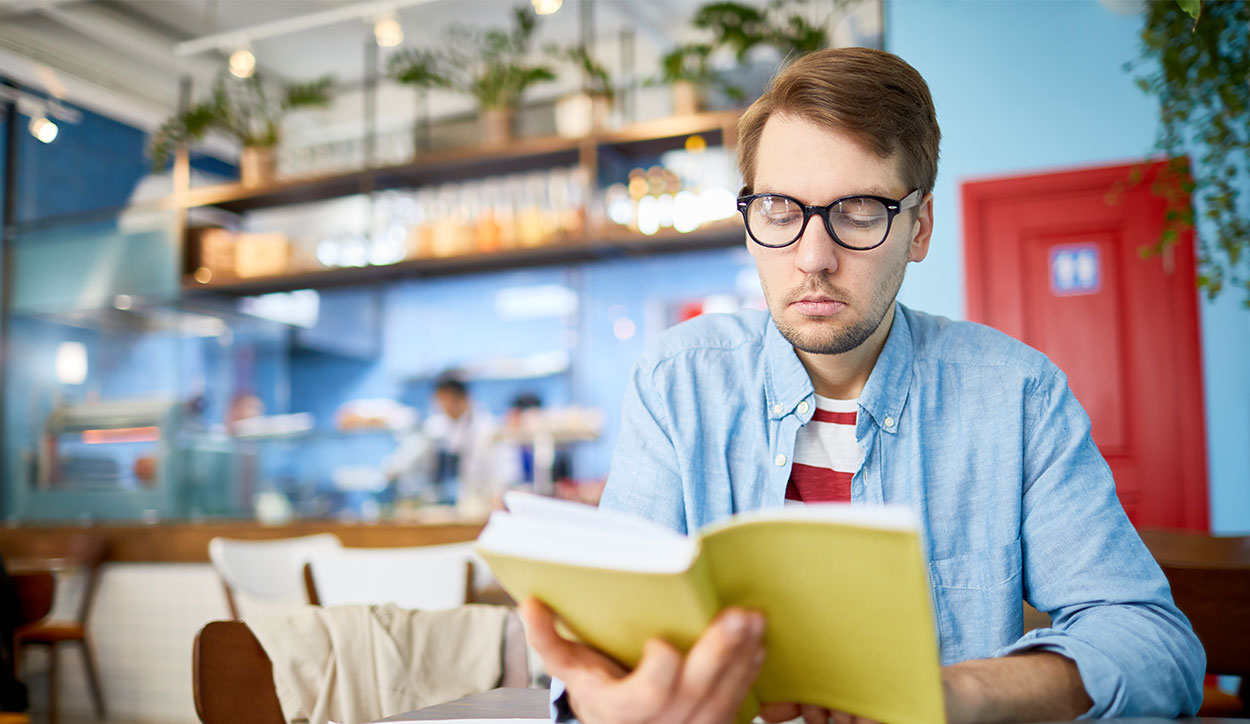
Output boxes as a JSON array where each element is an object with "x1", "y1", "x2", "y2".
[{"x1": 753, "y1": 185, "x2": 901, "y2": 199}]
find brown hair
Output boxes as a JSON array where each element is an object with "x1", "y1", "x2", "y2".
[{"x1": 736, "y1": 47, "x2": 941, "y2": 196}]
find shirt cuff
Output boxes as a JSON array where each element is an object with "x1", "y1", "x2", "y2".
[
  {"x1": 994, "y1": 628, "x2": 1124, "y2": 719},
  {"x1": 549, "y1": 677, "x2": 579, "y2": 723}
]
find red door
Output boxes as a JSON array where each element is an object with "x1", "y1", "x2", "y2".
[{"x1": 963, "y1": 160, "x2": 1208, "y2": 530}]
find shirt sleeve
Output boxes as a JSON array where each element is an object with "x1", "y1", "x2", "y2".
[
  {"x1": 598, "y1": 355, "x2": 689, "y2": 533},
  {"x1": 995, "y1": 366, "x2": 1205, "y2": 718}
]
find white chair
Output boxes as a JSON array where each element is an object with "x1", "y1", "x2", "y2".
[
  {"x1": 208, "y1": 533, "x2": 342, "y2": 619},
  {"x1": 306, "y1": 543, "x2": 475, "y2": 611}
]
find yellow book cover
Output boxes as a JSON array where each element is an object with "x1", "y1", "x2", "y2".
[{"x1": 476, "y1": 493, "x2": 944, "y2": 724}]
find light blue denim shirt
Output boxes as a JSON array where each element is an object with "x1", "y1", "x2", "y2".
[{"x1": 551, "y1": 303, "x2": 1203, "y2": 720}]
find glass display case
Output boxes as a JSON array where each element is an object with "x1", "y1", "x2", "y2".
[{"x1": 1, "y1": 113, "x2": 756, "y2": 523}]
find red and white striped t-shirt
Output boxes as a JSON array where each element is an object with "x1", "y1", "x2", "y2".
[{"x1": 785, "y1": 395, "x2": 864, "y2": 504}]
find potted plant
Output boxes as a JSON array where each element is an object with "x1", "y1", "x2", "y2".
[
  {"x1": 388, "y1": 6, "x2": 555, "y2": 146},
  {"x1": 658, "y1": 43, "x2": 726, "y2": 116},
  {"x1": 693, "y1": 0, "x2": 827, "y2": 62},
  {"x1": 149, "y1": 70, "x2": 334, "y2": 187},
  {"x1": 657, "y1": 0, "x2": 831, "y2": 114},
  {"x1": 548, "y1": 43, "x2": 615, "y2": 137}
]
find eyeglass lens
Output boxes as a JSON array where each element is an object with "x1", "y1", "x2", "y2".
[{"x1": 746, "y1": 195, "x2": 892, "y2": 249}]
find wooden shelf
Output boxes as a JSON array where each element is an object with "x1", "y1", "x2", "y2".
[
  {"x1": 176, "y1": 110, "x2": 743, "y2": 215},
  {"x1": 183, "y1": 222, "x2": 745, "y2": 295}
]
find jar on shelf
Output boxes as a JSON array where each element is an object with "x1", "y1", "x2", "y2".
[
  {"x1": 516, "y1": 174, "x2": 547, "y2": 248},
  {"x1": 408, "y1": 189, "x2": 434, "y2": 259},
  {"x1": 474, "y1": 180, "x2": 503, "y2": 253}
]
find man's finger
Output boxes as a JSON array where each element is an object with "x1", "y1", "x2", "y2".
[
  {"x1": 759, "y1": 702, "x2": 801, "y2": 722},
  {"x1": 682, "y1": 608, "x2": 765, "y2": 691},
  {"x1": 517, "y1": 597, "x2": 621, "y2": 684},
  {"x1": 684, "y1": 609, "x2": 767, "y2": 724},
  {"x1": 620, "y1": 637, "x2": 682, "y2": 715}
]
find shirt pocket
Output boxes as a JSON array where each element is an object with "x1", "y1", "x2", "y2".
[{"x1": 928, "y1": 538, "x2": 1024, "y2": 665}]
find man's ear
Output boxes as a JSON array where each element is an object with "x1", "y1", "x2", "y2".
[{"x1": 908, "y1": 193, "x2": 934, "y2": 263}]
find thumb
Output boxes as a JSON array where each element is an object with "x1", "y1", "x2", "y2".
[{"x1": 626, "y1": 637, "x2": 681, "y2": 701}]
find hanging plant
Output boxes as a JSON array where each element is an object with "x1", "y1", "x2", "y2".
[{"x1": 1130, "y1": 0, "x2": 1250, "y2": 305}]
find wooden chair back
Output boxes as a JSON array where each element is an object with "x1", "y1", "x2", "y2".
[
  {"x1": 1139, "y1": 528, "x2": 1250, "y2": 678},
  {"x1": 65, "y1": 533, "x2": 108, "y2": 627},
  {"x1": 10, "y1": 572, "x2": 54, "y2": 630},
  {"x1": 192, "y1": 621, "x2": 285, "y2": 724}
]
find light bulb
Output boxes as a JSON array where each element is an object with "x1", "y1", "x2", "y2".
[
  {"x1": 55, "y1": 341, "x2": 87, "y2": 385},
  {"x1": 29, "y1": 116, "x2": 58, "y2": 144},
  {"x1": 374, "y1": 15, "x2": 403, "y2": 47},
  {"x1": 532, "y1": 0, "x2": 562, "y2": 15},
  {"x1": 229, "y1": 47, "x2": 256, "y2": 78}
]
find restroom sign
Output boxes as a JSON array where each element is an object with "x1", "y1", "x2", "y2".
[{"x1": 1049, "y1": 244, "x2": 1101, "y2": 297}]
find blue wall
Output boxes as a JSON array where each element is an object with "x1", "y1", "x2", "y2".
[
  {"x1": 887, "y1": 0, "x2": 1250, "y2": 532},
  {"x1": 285, "y1": 249, "x2": 759, "y2": 484}
]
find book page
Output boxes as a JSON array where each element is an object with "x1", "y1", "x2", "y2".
[{"x1": 476, "y1": 508, "x2": 696, "y2": 574}]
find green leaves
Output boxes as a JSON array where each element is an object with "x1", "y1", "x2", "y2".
[
  {"x1": 387, "y1": 4, "x2": 554, "y2": 110},
  {"x1": 146, "y1": 70, "x2": 334, "y2": 172},
  {"x1": 546, "y1": 43, "x2": 615, "y2": 103},
  {"x1": 1134, "y1": 0, "x2": 1250, "y2": 304},
  {"x1": 658, "y1": 0, "x2": 834, "y2": 101}
]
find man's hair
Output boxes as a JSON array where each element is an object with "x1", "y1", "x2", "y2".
[
  {"x1": 433, "y1": 372, "x2": 468, "y2": 397},
  {"x1": 736, "y1": 47, "x2": 941, "y2": 196}
]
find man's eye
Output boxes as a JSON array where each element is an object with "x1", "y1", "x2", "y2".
[
  {"x1": 765, "y1": 212, "x2": 802, "y2": 226},
  {"x1": 835, "y1": 212, "x2": 884, "y2": 229}
]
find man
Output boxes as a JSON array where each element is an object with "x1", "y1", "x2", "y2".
[
  {"x1": 520, "y1": 48, "x2": 1203, "y2": 724},
  {"x1": 385, "y1": 373, "x2": 507, "y2": 507}
]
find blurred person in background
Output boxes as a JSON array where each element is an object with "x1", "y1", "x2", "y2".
[{"x1": 384, "y1": 372, "x2": 511, "y2": 510}]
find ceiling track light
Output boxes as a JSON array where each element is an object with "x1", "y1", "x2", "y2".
[
  {"x1": 228, "y1": 44, "x2": 256, "y2": 78},
  {"x1": 29, "y1": 115, "x2": 58, "y2": 144},
  {"x1": 373, "y1": 12, "x2": 403, "y2": 47},
  {"x1": 532, "y1": 0, "x2": 562, "y2": 14}
]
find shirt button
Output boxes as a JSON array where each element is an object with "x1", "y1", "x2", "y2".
[
  {"x1": 771, "y1": 404, "x2": 783, "y2": 415},
  {"x1": 884, "y1": 416, "x2": 896, "y2": 430},
  {"x1": 774, "y1": 453, "x2": 787, "y2": 467},
  {"x1": 797, "y1": 401, "x2": 809, "y2": 415}
]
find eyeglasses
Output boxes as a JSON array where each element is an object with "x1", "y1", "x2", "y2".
[{"x1": 737, "y1": 189, "x2": 923, "y2": 251}]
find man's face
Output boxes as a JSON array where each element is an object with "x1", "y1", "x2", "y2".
[
  {"x1": 435, "y1": 389, "x2": 469, "y2": 420},
  {"x1": 747, "y1": 113, "x2": 933, "y2": 356}
]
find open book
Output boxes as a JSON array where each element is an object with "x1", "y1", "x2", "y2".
[{"x1": 475, "y1": 493, "x2": 944, "y2": 724}]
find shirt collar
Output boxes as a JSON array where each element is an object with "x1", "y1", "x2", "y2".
[
  {"x1": 857, "y1": 303, "x2": 914, "y2": 434},
  {"x1": 763, "y1": 302, "x2": 915, "y2": 433},
  {"x1": 764, "y1": 316, "x2": 814, "y2": 419}
]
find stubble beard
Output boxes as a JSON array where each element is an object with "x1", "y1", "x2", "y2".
[{"x1": 764, "y1": 252, "x2": 909, "y2": 356}]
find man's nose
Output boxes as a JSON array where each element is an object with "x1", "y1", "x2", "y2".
[{"x1": 794, "y1": 214, "x2": 840, "y2": 276}]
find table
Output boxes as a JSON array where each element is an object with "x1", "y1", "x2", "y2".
[
  {"x1": 376, "y1": 688, "x2": 547, "y2": 721},
  {"x1": 376, "y1": 688, "x2": 1250, "y2": 724}
]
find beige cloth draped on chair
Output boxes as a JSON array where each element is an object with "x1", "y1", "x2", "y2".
[{"x1": 245, "y1": 603, "x2": 514, "y2": 724}]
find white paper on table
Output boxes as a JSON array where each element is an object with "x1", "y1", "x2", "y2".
[{"x1": 380, "y1": 719, "x2": 543, "y2": 723}]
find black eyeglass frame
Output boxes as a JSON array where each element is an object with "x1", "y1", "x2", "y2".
[{"x1": 736, "y1": 188, "x2": 923, "y2": 251}]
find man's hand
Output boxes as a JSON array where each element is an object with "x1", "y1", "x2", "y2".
[
  {"x1": 518, "y1": 597, "x2": 767, "y2": 724},
  {"x1": 759, "y1": 702, "x2": 878, "y2": 724}
]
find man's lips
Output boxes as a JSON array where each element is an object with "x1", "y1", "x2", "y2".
[{"x1": 789, "y1": 296, "x2": 846, "y2": 316}]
